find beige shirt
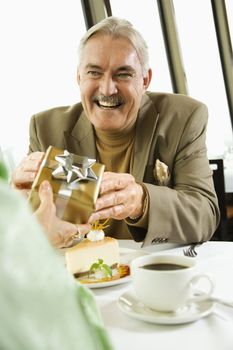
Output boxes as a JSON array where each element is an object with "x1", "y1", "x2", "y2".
[
  {"x1": 94, "y1": 126, "x2": 149, "y2": 239},
  {"x1": 94, "y1": 127, "x2": 135, "y2": 173}
]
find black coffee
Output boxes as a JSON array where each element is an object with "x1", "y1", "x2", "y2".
[{"x1": 141, "y1": 263, "x2": 188, "y2": 271}]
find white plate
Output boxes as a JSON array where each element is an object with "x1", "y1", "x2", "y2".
[
  {"x1": 81, "y1": 248, "x2": 149, "y2": 289},
  {"x1": 118, "y1": 291, "x2": 214, "y2": 325},
  {"x1": 82, "y1": 274, "x2": 131, "y2": 289}
]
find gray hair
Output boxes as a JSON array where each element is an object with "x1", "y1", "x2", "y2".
[{"x1": 78, "y1": 16, "x2": 150, "y2": 76}]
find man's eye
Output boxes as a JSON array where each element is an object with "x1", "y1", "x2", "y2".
[
  {"x1": 87, "y1": 71, "x2": 101, "y2": 77},
  {"x1": 116, "y1": 73, "x2": 133, "y2": 80}
]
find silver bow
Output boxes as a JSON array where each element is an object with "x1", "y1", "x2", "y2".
[{"x1": 52, "y1": 150, "x2": 98, "y2": 184}]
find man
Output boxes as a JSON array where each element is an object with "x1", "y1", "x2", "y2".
[{"x1": 12, "y1": 16, "x2": 219, "y2": 247}]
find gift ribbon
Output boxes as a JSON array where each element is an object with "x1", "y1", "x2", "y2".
[{"x1": 52, "y1": 150, "x2": 98, "y2": 185}]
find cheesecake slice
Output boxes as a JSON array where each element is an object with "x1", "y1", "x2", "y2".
[{"x1": 65, "y1": 237, "x2": 120, "y2": 276}]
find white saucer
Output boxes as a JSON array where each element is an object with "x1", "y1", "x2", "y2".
[{"x1": 118, "y1": 291, "x2": 214, "y2": 325}]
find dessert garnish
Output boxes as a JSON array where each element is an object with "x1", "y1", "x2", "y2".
[
  {"x1": 77, "y1": 260, "x2": 130, "y2": 284},
  {"x1": 91, "y1": 219, "x2": 109, "y2": 230},
  {"x1": 86, "y1": 219, "x2": 109, "y2": 241},
  {"x1": 89, "y1": 258, "x2": 113, "y2": 278}
]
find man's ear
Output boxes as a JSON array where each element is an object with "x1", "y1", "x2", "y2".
[
  {"x1": 76, "y1": 69, "x2": 81, "y2": 85},
  {"x1": 143, "y1": 68, "x2": 152, "y2": 91}
]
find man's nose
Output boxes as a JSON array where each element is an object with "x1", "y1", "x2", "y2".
[{"x1": 99, "y1": 75, "x2": 118, "y2": 96}]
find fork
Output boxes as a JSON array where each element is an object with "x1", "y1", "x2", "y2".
[{"x1": 183, "y1": 242, "x2": 203, "y2": 257}]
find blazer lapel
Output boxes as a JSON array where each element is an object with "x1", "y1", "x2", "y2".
[
  {"x1": 132, "y1": 94, "x2": 159, "y2": 181},
  {"x1": 63, "y1": 111, "x2": 97, "y2": 159}
]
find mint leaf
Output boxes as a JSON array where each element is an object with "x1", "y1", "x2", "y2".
[
  {"x1": 101, "y1": 264, "x2": 113, "y2": 277},
  {"x1": 89, "y1": 259, "x2": 112, "y2": 278},
  {"x1": 90, "y1": 262, "x2": 100, "y2": 273}
]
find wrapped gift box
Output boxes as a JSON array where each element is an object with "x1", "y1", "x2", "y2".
[{"x1": 28, "y1": 146, "x2": 105, "y2": 224}]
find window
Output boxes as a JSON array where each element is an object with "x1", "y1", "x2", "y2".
[
  {"x1": 0, "y1": 0, "x2": 86, "y2": 163},
  {"x1": 226, "y1": 0, "x2": 233, "y2": 41},
  {"x1": 110, "y1": 0, "x2": 172, "y2": 93},
  {"x1": 111, "y1": 0, "x2": 233, "y2": 157},
  {"x1": 173, "y1": 0, "x2": 233, "y2": 157}
]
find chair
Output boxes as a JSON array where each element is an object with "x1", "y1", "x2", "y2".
[
  {"x1": 209, "y1": 159, "x2": 228, "y2": 241},
  {"x1": 226, "y1": 193, "x2": 233, "y2": 240}
]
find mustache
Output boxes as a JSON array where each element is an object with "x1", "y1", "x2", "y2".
[{"x1": 92, "y1": 94, "x2": 124, "y2": 105}]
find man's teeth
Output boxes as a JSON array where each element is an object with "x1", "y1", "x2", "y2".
[{"x1": 99, "y1": 101, "x2": 118, "y2": 107}]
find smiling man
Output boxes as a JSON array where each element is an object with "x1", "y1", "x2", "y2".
[
  {"x1": 12, "y1": 16, "x2": 219, "y2": 247},
  {"x1": 77, "y1": 34, "x2": 151, "y2": 132}
]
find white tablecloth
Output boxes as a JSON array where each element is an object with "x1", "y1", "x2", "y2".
[{"x1": 93, "y1": 241, "x2": 233, "y2": 350}]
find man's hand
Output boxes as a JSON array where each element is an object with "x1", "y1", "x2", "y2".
[
  {"x1": 88, "y1": 172, "x2": 145, "y2": 223},
  {"x1": 35, "y1": 180, "x2": 91, "y2": 248},
  {"x1": 11, "y1": 152, "x2": 45, "y2": 197}
]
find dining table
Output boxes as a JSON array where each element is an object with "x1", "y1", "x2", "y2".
[{"x1": 91, "y1": 240, "x2": 233, "y2": 350}]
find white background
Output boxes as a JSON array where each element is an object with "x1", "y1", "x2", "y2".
[{"x1": 0, "y1": 0, "x2": 85, "y2": 167}]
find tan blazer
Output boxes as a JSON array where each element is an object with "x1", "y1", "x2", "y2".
[{"x1": 29, "y1": 92, "x2": 220, "y2": 246}]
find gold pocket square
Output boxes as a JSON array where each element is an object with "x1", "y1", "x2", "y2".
[{"x1": 154, "y1": 159, "x2": 169, "y2": 185}]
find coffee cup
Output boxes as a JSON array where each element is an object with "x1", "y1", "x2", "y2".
[{"x1": 131, "y1": 254, "x2": 214, "y2": 312}]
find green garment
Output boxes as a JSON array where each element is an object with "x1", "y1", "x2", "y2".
[
  {"x1": 0, "y1": 158, "x2": 8, "y2": 181},
  {"x1": 0, "y1": 179, "x2": 114, "y2": 350}
]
